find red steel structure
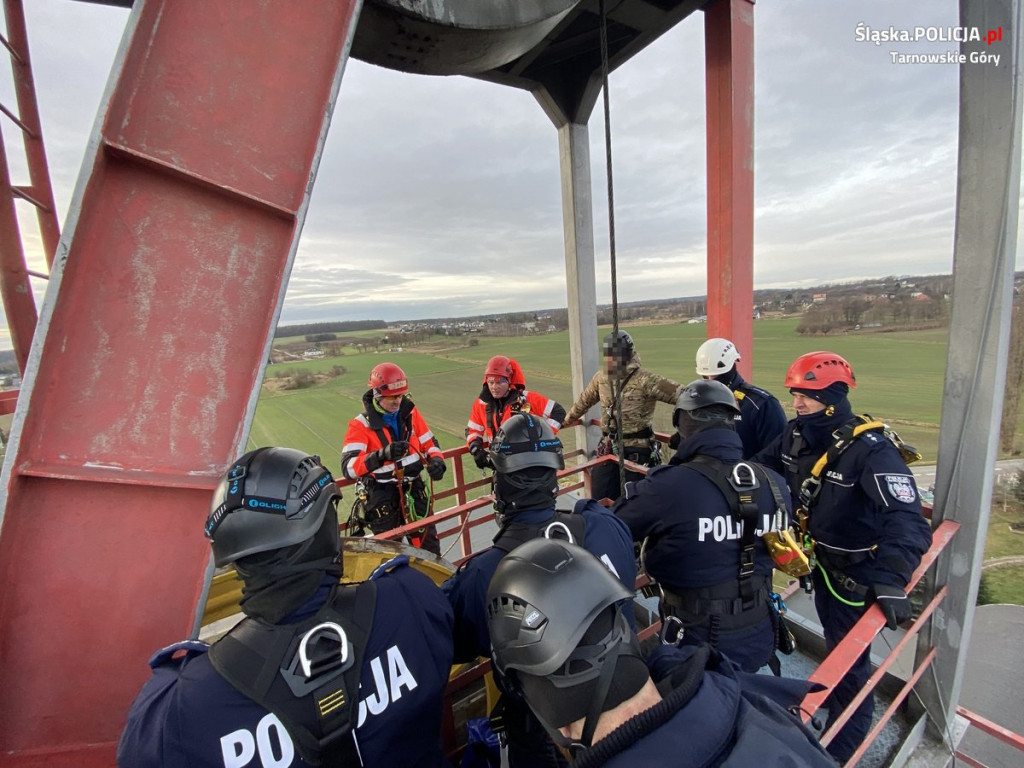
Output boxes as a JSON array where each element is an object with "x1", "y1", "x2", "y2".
[
  {"x1": 0, "y1": 0, "x2": 762, "y2": 765},
  {"x1": 705, "y1": 0, "x2": 755, "y2": 379},
  {"x1": 0, "y1": 1, "x2": 362, "y2": 764}
]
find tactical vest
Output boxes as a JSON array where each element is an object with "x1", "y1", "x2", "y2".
[{"x1": 209, "y1": 581, "x2": 377, "y2": 766}]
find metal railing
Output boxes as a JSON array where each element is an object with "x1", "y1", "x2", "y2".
[{"x1": 210, "y1": 431, "x2": 1024, "y2": 765}]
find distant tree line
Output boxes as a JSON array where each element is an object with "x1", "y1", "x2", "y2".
[{"x1": 276, "y1": 320, "x2": 386, "y2": 338}]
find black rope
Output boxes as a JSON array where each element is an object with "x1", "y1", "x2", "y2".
[{"x1": 598, "y1": 0, "x2": 625, "y2": 496}]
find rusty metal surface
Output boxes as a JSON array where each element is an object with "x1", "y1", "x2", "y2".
[{"x1": 0, "y1": 0, "x2": 362, "y2": 763}]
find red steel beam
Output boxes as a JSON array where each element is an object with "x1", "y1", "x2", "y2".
[
  {"x1": 4, "y1": 0, "x2": 61, "y2": 268},
  {"x1": 0, "y1": 122, "x2": 38, "y2": 373},
  {"x1": 704, "y1": 0, "x2": 755, "y2": 377},
  {"x1": 0, "y1": 2, "x2": 361, "y2": 765}
]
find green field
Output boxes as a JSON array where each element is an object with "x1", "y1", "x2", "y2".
[
  {"x1": 251, "y1": 317, "x2": 976, "y2": 478},
  {"x1": 249, "y1": 317, "x2": 1024, "y2": 602}
]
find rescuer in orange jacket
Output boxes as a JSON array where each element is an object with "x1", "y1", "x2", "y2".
[
  {"x1": 341, "y1": 362, "x2": 446, "y2": 555},
  {"x1": 465, "y1": 355, "x2": 566, "y2": 470}
]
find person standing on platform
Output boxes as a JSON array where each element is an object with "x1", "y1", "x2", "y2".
[
  {"x1": 755, "y1": 351, "x2": 932, "y2": 763},
  {"x1": 695, "y1": 337, "x2": 787, "y2": 458},
  {"x1": 118, "y1": 447, "x2": 455, "y2": 768},
  {"x1": 487, "y1": 538, "x2": 837, "y2": 768},
  {"x1": 465, "y1": 354, "x2": 565, "y2": 471},
  {"x1": 563, "y1": 330, "x2": 682, "y2": 501},
  {"x1": 443, "y1": 412, "x2": 636, "y2": 768},
  {"x1": 341, "y1": 362, "x2": 447, "y2": 556}
]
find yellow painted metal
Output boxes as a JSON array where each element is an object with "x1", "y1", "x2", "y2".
[{"x1": 201, "y1": 537, "x2": 455, "y2": 627}]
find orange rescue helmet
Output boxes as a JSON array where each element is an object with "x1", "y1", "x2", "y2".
[
  {"x1": 368, "y1": 362, "x2": 409, "y2": 396},
  {"x1": 784, "y1": 351, "x2": 856, "y2": 390}
]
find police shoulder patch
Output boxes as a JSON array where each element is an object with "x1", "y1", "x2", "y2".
[{"x1": 880, "y1": 473, "x2": 917, "y2": 504}]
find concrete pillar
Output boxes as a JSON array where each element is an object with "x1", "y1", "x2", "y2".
[
  {"x1": 557, "y1": 121, "x2": 601, "y2": 456},
  {"x1": 915, "y1": 0, "x2": 1023, "y2": 752}
]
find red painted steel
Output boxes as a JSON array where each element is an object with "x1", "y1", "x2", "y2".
[
  {"x1": 956, "y1": 706, "x2": 1024, "y2": 758},
  {"x1": 0, "y1": 389, "x2": 17, "y2": 415},
  {"x1": 821, "y1": 586, "x2": 946, "y2": 749},
  {"x1": 4, "y1": 0, "x2": 61, "y2": 267},
  {"x1": 0, "y1": 1, "x2": 362, "y2": 764},
  {"x1": 0, "y1": 122, "x2": 37, "y2": 372},
  {"x1": 800, "y1": 520, "x2": 959, "y2": 721},
  {"x1": 704, "y1": 0, "x2": 755, "y2": 378}
]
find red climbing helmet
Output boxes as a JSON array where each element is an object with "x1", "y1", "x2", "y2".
[
  {"x1": 485, "y1": 355, "x2": 514, "y2": 382},
  {"x1": 368, "y1": 362, "x2": 409, "y2": 397},
  {"x1": 784, "y1": 351, "x2": 856, "y2": 390}
]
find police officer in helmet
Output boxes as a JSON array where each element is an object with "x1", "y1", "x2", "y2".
[
  {"x1": 442, "y1": 413, "x2": 636, "y2": 768},
  {"x1": 755, "y1": 352, "x2": 932, "y2": 763},
  {"x1": 695, "y1": 337, "x2": 787, "y2": 458},
  {"x1": 613, "y1": 379, "x2": 791, "y2": 673},
  {"x1": 118, "y1": 447, "x2": 454, "y2": 768},
  {"x1": 487, "y1": 538, "x2": 837, "y2": 768}
]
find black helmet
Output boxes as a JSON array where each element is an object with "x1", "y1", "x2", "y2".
[
  {"x1": 205, "y1": 447, "x2": 341, "y2": 567},
  {"x1": 672, "y1": 378, "x2": 740, "y2": 434},
  {"x1": 602, "y1": 329, "x2": 634, "y2": 361},
  {"x1": 489, "y1": 413, "x2": 565, "y2": 474},
  {"x1": 487, "y1": 538, "x2": 646, "y2": 743}
]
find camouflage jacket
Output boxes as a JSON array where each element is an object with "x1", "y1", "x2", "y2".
[{"x1": 566, "y1": 359, "x2": 682, "y2": 448}]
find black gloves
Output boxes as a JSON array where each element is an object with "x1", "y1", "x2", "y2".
[
  {"x1": 468, "y1": 439, "x2": 492, "y2": 470},
  {"x1": 364, "y1": 440, "x2": 409, "y2": 472},
  {"x1": 872, "y1": 584, "x2": 912, "y2": 630},
  {"x1": 668, "y1": 432, "x2": 681, "y2": 451},
  {"x1": 427, "y1": 456, "x2": 446, "y2": 481},
  {"x1": 382, "y1": 441, "x2": 409, "y2": 462}
]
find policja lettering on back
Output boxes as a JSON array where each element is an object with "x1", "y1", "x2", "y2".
[
  {"x1": 697, "y1": 513, "x2": 772, "y2": 542},
  {"x1": 217, "y1": 643, "x2": 419, "y2": 767},
  {"x1": 613, "y1": 380, "x2": 791, "y2": 674}
]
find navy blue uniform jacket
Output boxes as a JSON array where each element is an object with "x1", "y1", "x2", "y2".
[
  {"x1": 570, "y1": 645, "x2": 837, "y2": 768},
  {"x1": 442, "y1": 502, "x2": 636, "y2": 664},
  {"x1": 730, "y1": 372, "x2": 788, "y2": 459},
  {"x1": 118, "y1": 558, "x2": 454, "y2": 768},
  {"x1": 613, "y1": 429, "x2": 786, "y2": 592},
  {"x1": 756, "y1": 418, "x2": 932, "y2": 588}
]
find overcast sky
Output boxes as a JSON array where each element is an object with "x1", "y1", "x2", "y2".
[{"x1": 4, "y1": 0, "x2": 1021, "y2": 345}]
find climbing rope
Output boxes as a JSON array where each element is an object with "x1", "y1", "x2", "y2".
[{"x1": 598, "y1": 0, "x2": 626, "y2": 496}]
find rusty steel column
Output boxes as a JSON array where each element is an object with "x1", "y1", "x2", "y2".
[
  {"x1": 704, "y1": 0, "x2": 755, "y2": 378},
  {"x1": 0, "y1": 1, "x2": 363, "y2": 765}
]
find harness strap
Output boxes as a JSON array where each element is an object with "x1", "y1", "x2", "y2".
[
  {"x1": 491, "y1": 512, "x2": 587, "y2": 554},
  {"x1": 686, "y1": 456, "x2": 763, "y2": 605},
  {"x1": 790, "y1": 416, "x2": 886, "y2": 536},
  {"x1": 209, "y1": 582, "x2": 377, "y2": 766},
  {"x1": 603, "y1": 426, "x2": 654, "y2": 441},
  {"x1": 661, "y1": 576, "x2": 770, "y2": 632}
]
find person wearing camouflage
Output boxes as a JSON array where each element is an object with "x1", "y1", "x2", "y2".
[{"x1": 563, "y1": 330, "x2": 682, "y2": 501}]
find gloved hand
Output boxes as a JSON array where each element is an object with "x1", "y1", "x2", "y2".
[
  {"x1": 668, "y1": 432, "x2": 681, "y2": 451},
  {"x1": 468, "y1": 440, "x2": 492, "y2": 470},
  {"x1": 380, "y1": 440, "x2": 409, "y2": 462},
  {"x1": 872, "y1": 584, "x2": 912, "y2": 630},
  {"x1": 364, "y1": 440, "x2": 409, "y2": 472},
  {"x1": 427, "y1": 456, "x2": 446, "y2": 481}
]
